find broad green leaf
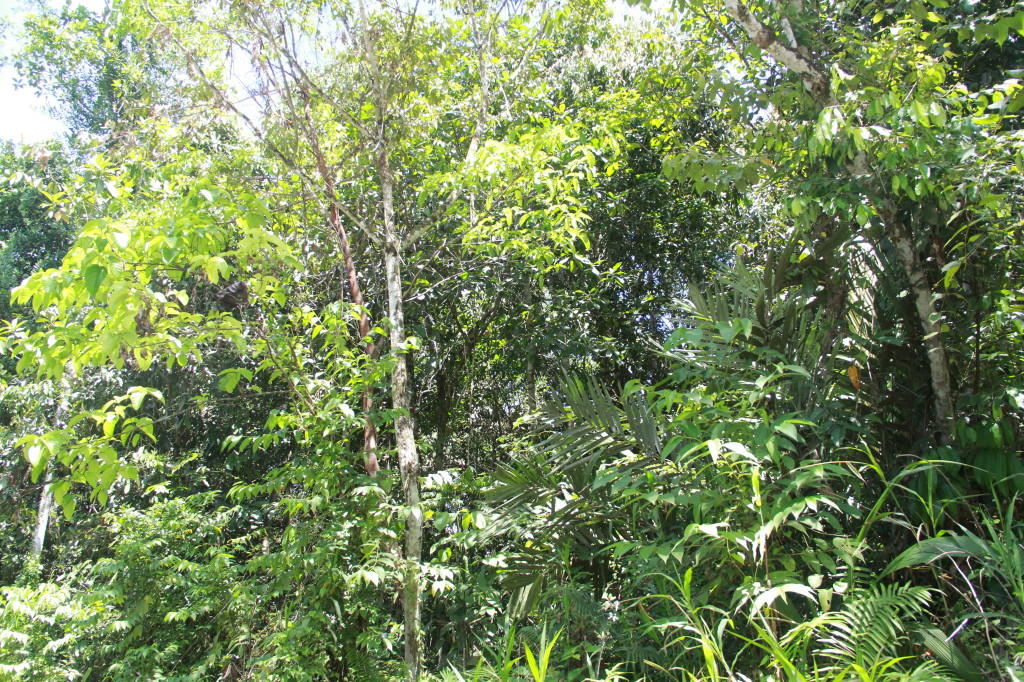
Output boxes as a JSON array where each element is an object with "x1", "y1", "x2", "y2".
[
  {"x1": 219, "y1": 370, "x2": 241, "y2": 393},
  {"x1": 129, "y1": 389, "x2": 146, "y2": 411},
  {"x1": 62, "y1": 496, "x2": 76, "y2": 521},
  {"x1": 83, "y1": 263, "x2": 107, "y2": 296},
  {"x1": 881, "y1": 533, "x2": 991, "y2": 576}
]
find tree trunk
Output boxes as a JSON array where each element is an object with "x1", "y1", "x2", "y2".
[
  {"x1": 307, "y1": 105, "x2": 380, "y2": 475},
  {"x1": 377, "y1": 140, "x2": 423, "y2": 682},
  {"x1": 354, "y1": 0, "x2": 422, "y2": 673},
  {"x1": 333, "y1": 202, "x2": 380, "y2": 474},
  {"x1": 887, "y1": 214, "x2": 954, "y2": 444},
  {"x1": 525, "y1": 278, "x2": 537, "y2": 412},
  {"x1": 31, "y1": 466, "x2": 54, "y2": 562}
]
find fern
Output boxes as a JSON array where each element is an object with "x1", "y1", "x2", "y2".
[
  {"x1": 346, "y1": 648, "x2": 387, "y2": 682},
  {"x1": 818, "y1": 583, "x2": 933, "y2": 668}
]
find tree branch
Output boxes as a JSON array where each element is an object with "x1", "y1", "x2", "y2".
[{"x1": 721, "y1": 0, "x2": 832, "y2": 106}]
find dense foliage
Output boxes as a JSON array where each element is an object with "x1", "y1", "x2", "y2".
[{"x1": 1, "y1": 0, "x2": 1022, "y2": 680}]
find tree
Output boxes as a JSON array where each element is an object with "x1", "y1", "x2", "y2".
[
  {"x1": 6, "y1": 0, "x2": 615, "y2": 677},
  {"x1": 654, "y1": 0, "x2": 1024, "y2": 451},
  {"x1": 12, "y1": 3, "x2": 168, "y2": 136},
  {"x1": 0, "y1": 143, "x2": 74, "y2": 328}
]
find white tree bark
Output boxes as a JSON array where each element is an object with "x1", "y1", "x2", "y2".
[
  {"x1": 376, "y1": 127, "x2": 423, "y2": 682},
  {"x1": 888, "y1": 214, "x2": 954, "y2": 443},
  {"x1": 721, "y1": 0, "x2": 832, "y2": 106},
  {"x1": 352, "y1": 0, "x2": 424, "y2": 674},
  {"x1": 31, "y1": 466, "x2": 54, "y2": 562}
]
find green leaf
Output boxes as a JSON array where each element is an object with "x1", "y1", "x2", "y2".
[
  {"x1": 205, "y1": 259, "x2": 220, "y2": 283},
  {"x1": 942, "y1": 260, "x2": 962, "y2": 289},
  {"x1": 775, "y1": 421, "x2": 800, "y2": 442},
  {"x1": 134, "y1": 347, "x2": 154, "y2": 371},
  {"x1": 83, "y1": 263, "x2": 107, "y2": 296},
  {"x1": 524, "y1": 643, "x2": 540, "y2": 682},
  {"x1": 240, "y1": 212, "x2": 265, "y2": 230},
  {"x1": 62, "y1": 496, "x2": 77, "y2": 521},
  {"x1": 916, "y1": 628, "x2": 984, "y2": 682},
  {"x1": 881, "y1": 533, "x2": 990, "y2": 576},
  {"x1": 26, "y1": 443, "x2": 49, "y2": 482},
  {"x1": 52, "y1": 480, "x2": 71, "y2": 505},
  {"x1": 129, "y1": 389, "x2": 146, "y2": 411},
  {"x1": 219, "y1": 370, "x2": 242, "y2": 393},
  {"x1": 911, "y1": 100, "x2": 931, "y2": 126},
  {"x1": 715, "y1": 321, "x2": 741, "y2": 343},
  {"x1": 750, "y1": 583, "x2": 817, "y2": 612},
  {"x1": 995, "y1": 17, "x2": 1012, "y2": 45}
]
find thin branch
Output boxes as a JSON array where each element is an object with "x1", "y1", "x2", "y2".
[{"x1": 143, "y1": 0, "x2": 381, "y2": 246}]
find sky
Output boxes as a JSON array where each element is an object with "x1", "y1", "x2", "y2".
[
  {"x1": 2, "y1": 0, "x2": 64, "y2": 144},
  {"x1": 1, "y1": 0, "x2": 104, "y2": 144}
]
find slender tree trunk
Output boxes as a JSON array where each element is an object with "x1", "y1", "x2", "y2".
[
  {"x1": 887, "y1": 214, "x2": 954, "y2": 444},
  {"x1": 353, "y1": 0, "x2": 422, "y2": 674},
  {"x1": 332, "y1": 201, "x2": 380, "y2": 474},
  {"x1": 32, "y1": 391, "x2": 67, "y2": 568},
  {"x1": 31, "y1": 466, "x2": 54, "y2": 562},
  {"x1": 525, "y1": 278, "x2": 537, "y2": 412},
  {"x1": 377, "y1": 140, "x2": 423, "y2": 682},
  {"x1": 306, "y1": 102, "x2": 380, "y2": 475}
]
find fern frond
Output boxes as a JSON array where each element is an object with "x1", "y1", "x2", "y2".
[
  {"x1": 346, "y1": 648, "x2": 386, "y2": 682},
  {"x1": 819, "y1": 583, "x2": 932, "y2": 668}
]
